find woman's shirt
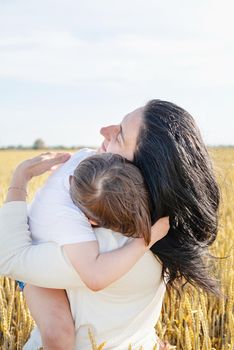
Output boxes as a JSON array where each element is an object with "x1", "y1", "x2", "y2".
[{"x1": 0, "y1": 204, "x2": 166, "y2": 350}]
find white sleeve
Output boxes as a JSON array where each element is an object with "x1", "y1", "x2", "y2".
[
  {"x1": 0, "y1": 202, "x2": 85, "y2": 289},
  {"x1": 51, "y1": 209, "x2": 97, "y2": 246}
]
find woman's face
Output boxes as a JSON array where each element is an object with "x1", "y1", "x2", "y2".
[{"x1": 98, "y1": 107, "x2": 143, "y2": 161}]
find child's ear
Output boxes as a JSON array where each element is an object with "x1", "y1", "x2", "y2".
[
  {"x1": 88, "y1": 219, "x2": 98, "y2": 226},
  {"x1": 69, "y1": 175, "x2": 73, "y2": 185}
]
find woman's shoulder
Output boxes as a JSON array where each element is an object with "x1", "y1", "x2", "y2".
[{"x1": 94, "y1": 228, "x2": 164, "y2": 292}]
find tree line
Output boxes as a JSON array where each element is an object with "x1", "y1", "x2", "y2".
[{"x1": 0, "y1": 139, "x2": 84, "y2": 150}]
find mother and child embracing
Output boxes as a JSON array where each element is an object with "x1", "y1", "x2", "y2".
[{"x1": 0, "y1": 99, "x2": 221, "y2": 350}]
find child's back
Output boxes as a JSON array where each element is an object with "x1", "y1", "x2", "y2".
[{"x1": 28, "y1": 148, "x2": 96, "y2": 246}]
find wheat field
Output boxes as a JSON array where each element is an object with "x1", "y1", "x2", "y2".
[{"x1": 0, "y1": 148, "x2": 233, "y2": 350}]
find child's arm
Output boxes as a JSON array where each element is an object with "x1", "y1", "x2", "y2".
[{"x1": 64, "y1": 217, "x2": 169, "y2": 291}]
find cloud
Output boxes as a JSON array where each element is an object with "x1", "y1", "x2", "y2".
[
  {"x1": 0, "y1": 29, "x2": 233, "y2": 88},
  {"x1": 0, "y1": 0, "x2": 233, "y2": 146},
  {"x1": 0, "y1": 0, "x2": 233, "y2": 88}
]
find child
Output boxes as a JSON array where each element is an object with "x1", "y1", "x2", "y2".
[{"x1": 23, "y1": 149, "x2": 169, "y2": 350}]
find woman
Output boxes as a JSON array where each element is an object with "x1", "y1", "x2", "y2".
[{"x1": 0, "y1": 99, "x2": 220, "y2": 349}]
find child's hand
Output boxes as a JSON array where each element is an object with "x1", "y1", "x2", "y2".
[{"x1": 148, "y1": 217, "x2": 170, "y2": 248}]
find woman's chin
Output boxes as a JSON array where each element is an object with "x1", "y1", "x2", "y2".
[
  {"x1": 97, "y1": 147, "x2": 104, "y2": 154},
  {"x1": 97, "y1": 145, "x2": 106, "y2": 153}
]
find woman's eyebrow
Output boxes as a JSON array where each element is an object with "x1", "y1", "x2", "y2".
[{"x1": 120, "y1": 124, "x2": 125, "y2": 143}]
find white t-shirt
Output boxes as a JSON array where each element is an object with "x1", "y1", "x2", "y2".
[{"x1": 28, "y1": 148, "x2": 97, "y2": 246}]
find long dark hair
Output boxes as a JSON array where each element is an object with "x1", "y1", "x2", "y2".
[{"x1": 133, "y1": 99, "x2": 221, "y2": 296}]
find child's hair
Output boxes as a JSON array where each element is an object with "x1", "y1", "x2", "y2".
[{"x1": 69, "y1": 153, "x2": 151, "y2": 245}]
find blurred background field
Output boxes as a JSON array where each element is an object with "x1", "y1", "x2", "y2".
[{"x1": 0, "y1": 148, "x2": 233, "y2": 350}]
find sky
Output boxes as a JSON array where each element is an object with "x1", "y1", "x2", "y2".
[{"x1": 0, "y1": 0, "x2": 233, "y2": 148}]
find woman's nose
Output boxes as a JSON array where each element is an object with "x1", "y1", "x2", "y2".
[
  {"x1": 100, "y1": 125, "x2": 119, "y2": 140},
  {"x1": 100, "y1": 126, "x2": 109, "y2": 138}
]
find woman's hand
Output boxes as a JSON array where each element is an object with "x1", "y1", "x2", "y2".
[
  {"x1": 148, "y1": 217, "x2": 170, "y2": 248},
  {"x1": 5, "y1": 152, "x2": 71, "y2": 203},
  {"x1": 13, "y1": 152, "x2": 71, "y2": 182}
]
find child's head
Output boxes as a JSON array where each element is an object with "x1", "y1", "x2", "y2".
[{"x1": 69, "y1": 153, "x2": 151, "y2": 245}]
